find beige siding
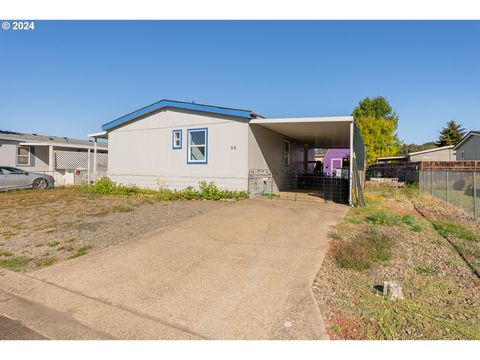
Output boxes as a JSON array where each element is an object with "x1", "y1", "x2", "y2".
[
  {"x1": 456, "y1": 135, "x2": 480, "y2": 160},
  {"x1": 409, "y1": 148, "x2": 455, "y2": 162},
  {"x1": 108, "y1": 108, "x2": 250, "y2": 190},
  {"x1": 0, "y1": 140, "x2": 49, "y2": 171},
  {"x1": 248, "y1": 124, "x2": 306, "y2": 191},
  {"x1": 0, "y1": 140, "x2": 17, "y2": 166}
]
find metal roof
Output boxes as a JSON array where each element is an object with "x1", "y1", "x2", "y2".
[
  {"x1": 453, "y1": 130, "x2": 480, "y2": 150},
  {"x1": 101, "y1": 99, "x2": 260, "y2": 131},
  {"x1": 0, "y1": 130, "x2": 107, "y2": 149},
  {"x1": 409, "y1": 145, "x2": 454, "y2": 156},
  {"x1": 250, "y1": 116, "x2": 353, "y2": 148},
  {"x1": 376, "y1": 156, "x2": 408, "y2": 161}
]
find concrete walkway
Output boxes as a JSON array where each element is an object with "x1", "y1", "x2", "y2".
[{"x1": 0, "y1": 198, "x2": 348, "y2": 339}]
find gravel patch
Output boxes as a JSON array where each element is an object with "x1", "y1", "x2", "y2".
[
  {"x1": 313, "y1": 185, "x2": 480, "y2": 340},
  {"x1": 0, "y1": 188, "x2": 225, "y2": 271}
]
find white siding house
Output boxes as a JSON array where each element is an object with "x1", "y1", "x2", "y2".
[
  {"x1": 107, "y1": 108, "x2": 251, "y2": 190},
  {"x1": 95, "y1": 99, "x2": 365, "y2": 204}
]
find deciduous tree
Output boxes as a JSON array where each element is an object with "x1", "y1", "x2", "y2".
[{"x1": 353, "y1": 97, "x2": 400, "y2": 165}]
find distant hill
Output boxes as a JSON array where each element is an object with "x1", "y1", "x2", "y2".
[{"x1": 398, "y1": 142, "x2": 437, "y2": 156}]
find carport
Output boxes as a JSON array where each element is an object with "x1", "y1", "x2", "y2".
[{"x1": 249, "y1": 116, "x2": 365, "y2": 205}]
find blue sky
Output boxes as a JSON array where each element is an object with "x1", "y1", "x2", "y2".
[{"x1": 0, "y1": 20, "x2": 479, "y2": 144}]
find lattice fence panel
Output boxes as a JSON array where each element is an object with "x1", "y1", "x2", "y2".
[{"x1": 54, "y1": 150, "x2": 107, "y2": 170}]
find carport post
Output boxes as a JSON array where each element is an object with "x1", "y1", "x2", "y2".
[
  {"x1": 349, "y1": 121, "x2": 354, "y2": 205},
  {"x1": 48, "y1": 145, "x2": 54, "y2": 176}
]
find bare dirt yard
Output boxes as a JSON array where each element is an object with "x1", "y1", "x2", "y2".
[
  {"x1": 0, "y1": 188, "x2": 224, "y2": 272},
  {"x1": 313, "y1": 184, "x2": 480, "y2": 340}
]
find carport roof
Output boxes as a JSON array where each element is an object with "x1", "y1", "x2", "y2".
[{"x1": 250, "y1": 116, "x2": 353, "y2": 148}]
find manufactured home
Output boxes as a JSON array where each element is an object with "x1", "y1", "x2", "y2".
[{"x1": 90, "y1": 100, "x2": 365, "y2": 204}]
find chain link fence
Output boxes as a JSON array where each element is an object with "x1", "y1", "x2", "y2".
[
  {"x1": 419, "y1": 170, "x2": 479, "y2": 219},
  {"x1": 74, "y1": 169, "x2": 108, "y2": 185},
  {"x1": 248, "y1": 169, "x2": 350, "y2": 204}
]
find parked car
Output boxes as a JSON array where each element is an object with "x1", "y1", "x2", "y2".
[{"x1": 0, "y1": 166, "x2": 55, "y2": 191}]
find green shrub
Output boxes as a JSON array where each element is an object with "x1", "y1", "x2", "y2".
[
  {"x1": 333, "y1": 228, "x2": 393, "y2": 271},
  {"x1": 77, "y1": 178, "x2": 248, "y2": 201},
  {"x1": 366, "y1": 210, "x2": 401, "y2": 226},
  {"x1": 431, "y1": 220, "x2": 476, "y2": 241}
]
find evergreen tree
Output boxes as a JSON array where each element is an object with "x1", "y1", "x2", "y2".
[{"x1": 436, "y1": 120, "x2": 465, "y2": 146}]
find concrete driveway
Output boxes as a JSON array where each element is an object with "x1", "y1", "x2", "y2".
[{"x1": 0, "y1": 198, "x2": 348, "y2": 339}]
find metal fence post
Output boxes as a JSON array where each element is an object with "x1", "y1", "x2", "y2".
[
  {"x1": 431, "y1": 170, "x2": 434, "y2": 195},
  {"x1": 474, "y1": 170, "x2": 478, "y2": 219},
  {"x1": 446, "y1": 170, "x2": 449, "y2": 203}
]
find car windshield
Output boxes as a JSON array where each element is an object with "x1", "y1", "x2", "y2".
[{"x1": 0, "y1": 167, "x2": 25, "y2": 175}]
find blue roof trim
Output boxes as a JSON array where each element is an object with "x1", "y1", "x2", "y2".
[{"x1": 101, "y1": 99, "x2": 254, "y2": 131}]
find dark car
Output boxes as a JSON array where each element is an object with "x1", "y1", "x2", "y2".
[{"x1": 0, "y1": 166, "x2": 55, "y2": 191}]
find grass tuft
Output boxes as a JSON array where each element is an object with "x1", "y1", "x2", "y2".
[
  {"x1": 332, "y1": 228, "x2": 393, "y2": 271},
  {"x1": 0, "y1": 257, "x2": 31, "y2": 271},
  {"x1": 431, "y1": 220, "x2": 476, "y2": 241},
  {"x1": 416, "y1": 266, "x2": 438, "y2": 276},
  {"x1": 35, "y1": 256, "x2": 57, "y2": 267},
  {"x1": 366, "y1": 210, "x2": 422, "y2": 232},
  {"x1": 68, "y1": 245, "x2": 93, "y2": 259},
  {"x1": 0, "y1": 250, "x2": 14, "y2": 257}
]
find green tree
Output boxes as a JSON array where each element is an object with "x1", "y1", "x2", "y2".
[
  {"x1": 436, "y1": 120, "x2": 465, "y2": 146},
  {"x1": 353, "y1": 97, "x2": 400, "y2": 165}
]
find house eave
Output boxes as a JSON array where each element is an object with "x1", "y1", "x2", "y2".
[
  {"x1": 453, "y1": 131, "x2": 480, "y2": 150},
  {"x1": 101, "y1": 100, "x2": 257, "y2": 132}
]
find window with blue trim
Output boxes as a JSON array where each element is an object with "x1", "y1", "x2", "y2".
[
  {"x1": 172, "y1": 130, "x2": 182, "y2": 149},
  {"x1": 187, "y1": 128, "x2": 208, "y2": 164}
]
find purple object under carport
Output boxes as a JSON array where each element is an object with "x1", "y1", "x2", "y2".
[{"x1": 323, "y1": 149, "x2": 350, "y2": 175}]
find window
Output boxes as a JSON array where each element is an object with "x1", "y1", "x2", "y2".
[
  {"x1": 283, "y1": 139, "x2": 291, "y2": 166},
  {"x1": 172, "y1": 129, "x2": 182, "y2": 149},
  {"x1": 1, "y1": 167, "x2": 25, "y2": 174},
  {"x1": 461, "y1": 151, "x2": 465, "y2": 160},
  {"x1": 17, "y1": 146, "x2": 30, "y2": 166},
  {"x1": 187, "y1": 128, "x2": 208, "y2": 164}
]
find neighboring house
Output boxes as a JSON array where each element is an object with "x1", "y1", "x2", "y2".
[
  {"x1": 454, "y1": 130, "x2": 480, "y2": 160},
  {"x1": 408, "y1": 145, "x2": 455, "y2": 162},
  {"x1": 375, "y1": 155, "x2": 409, "y2": 164},
  {"x1": 376, "y1": 145, "x2": 455, "y2": 164},
  {"x1": 0, "y1": 130, "x2": 108, "y2": 186},
  {"x1": 323, "y1": 149, "x2": 350, "y2": 175},
  {"x1": 92, "y1": 99, "x2": 365, "y2": 204}
]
